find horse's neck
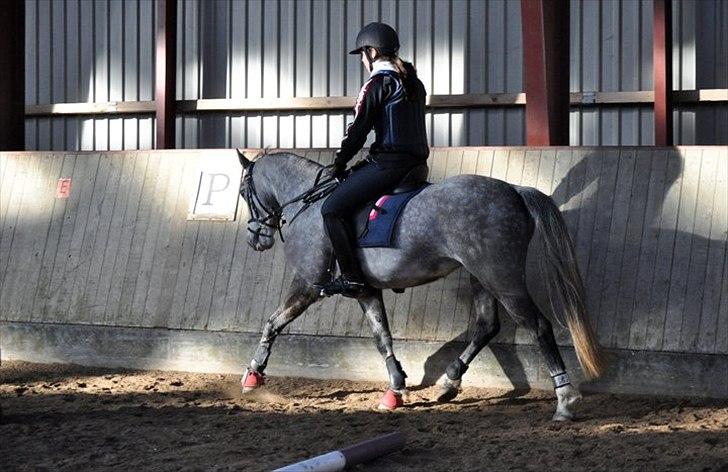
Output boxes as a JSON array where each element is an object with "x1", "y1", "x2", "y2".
[{"x1": 258, "y1": 154, "x2": 321, "y2": 207}]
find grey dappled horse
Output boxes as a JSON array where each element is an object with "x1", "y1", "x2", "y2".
[{"x1": 238, "y1": 151, "x2": 606, "y2": 420}]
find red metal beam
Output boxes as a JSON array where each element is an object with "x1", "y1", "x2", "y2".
[
  {"x1": 520, "y1": 0, "x2": 570, "y2": 145},
  {"x1": 155, "y1": 0, "x2": 177, "y2": 149},
  {"x1": 0, "y1": 0, "x2": 25, "y2": 151},
  {"x1": 653, "y1": 0, "x2": 673, "y2": 146}
]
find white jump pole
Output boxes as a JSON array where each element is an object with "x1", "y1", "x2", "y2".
[{"x1": 273, "y1": 432, "x2": 406, "y2": 472}]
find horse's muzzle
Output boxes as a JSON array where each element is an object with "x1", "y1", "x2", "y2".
[{"x1": 247, "y1": 224, "x2": 275, "y2": 251}]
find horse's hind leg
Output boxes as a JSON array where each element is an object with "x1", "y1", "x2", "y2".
[
  {"x1": 243, "y1": 275, "x2": 320, "y2": 391},
  {"x1": 495, "y1": 286, "x2": 581, "y2": 421},
  {"x1": 357, "y1": 289, "x2": 408, "y2": 410},
  {"x1": 437, "y1": 275, "x2": 500, "y2": 403}
]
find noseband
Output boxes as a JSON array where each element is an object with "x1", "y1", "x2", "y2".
[{"x1": 240, "y1": 160, "x2": 340, "y2": 244}]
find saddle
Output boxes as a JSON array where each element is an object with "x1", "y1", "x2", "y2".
[{"x1": 351, "y1": 163, "x2": 430, "y2": 245}]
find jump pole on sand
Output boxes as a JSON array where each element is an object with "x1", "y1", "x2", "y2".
[{"x1": 273, "y1": 432, "x2": 406, "y2": 471}]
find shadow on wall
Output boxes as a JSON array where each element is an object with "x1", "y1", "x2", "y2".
[{"x1": 552, "y1": 148, "x2": 725, "y2": 354}]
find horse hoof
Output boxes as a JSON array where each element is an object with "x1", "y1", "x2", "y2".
[
  {"x1": 378, "y1": 389, "x2": 404, "y2": 410},
  {"x1": 552, "y1": 410, "x2": 574, "y2": 422},
  {"x1": 437, "y1": 378, "x2": 461, "y2": 403},
  {"x1": 241, "y1": 369, "x2": 265, "y2": 392},
  {"x1": 552, "y1": 384, "x2": 581, "y2": 421}
]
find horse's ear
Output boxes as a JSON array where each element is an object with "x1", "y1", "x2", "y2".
[{"x1": 237, "y1": 149, "x2": 252, "y2": 169}]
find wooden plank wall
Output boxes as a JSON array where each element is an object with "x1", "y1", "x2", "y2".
[{"x1": 0, "y1": 147, "x2": 726, "y2": 356}]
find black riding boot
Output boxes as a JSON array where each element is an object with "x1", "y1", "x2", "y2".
[{"x1": 320, "y1": 214, "x2": 369, "y2": 297}]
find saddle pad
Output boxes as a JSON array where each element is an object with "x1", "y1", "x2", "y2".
[{"x1": 357, "y1": 184, "x2": 428, "y2": 248}]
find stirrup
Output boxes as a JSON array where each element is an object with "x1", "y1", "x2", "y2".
[{"x1": 317, "y1": 276, "x2": 368, "y2": 298}]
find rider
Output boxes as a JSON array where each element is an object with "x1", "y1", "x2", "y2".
[{"x1": 319, "y1": 22, "x2": 429, "y2": 298}]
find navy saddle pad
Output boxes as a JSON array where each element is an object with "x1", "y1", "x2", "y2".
[{"x1": 353, "y1": 183, "x2": 429, "y2": 248}]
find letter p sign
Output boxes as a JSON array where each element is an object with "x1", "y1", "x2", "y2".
[
  {"x1": 188, "y1": 150, "x2": 243, "y2": 221},
  {"x1": 201, "y1": 173, "x2": 231, "y2": 205}
]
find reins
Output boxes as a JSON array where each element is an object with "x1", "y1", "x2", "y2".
[{"x1": 241, "y1": 160, "x2": 340, "y2": 243}]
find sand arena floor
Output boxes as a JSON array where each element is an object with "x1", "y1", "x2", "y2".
[{"x1": 1, "y1": 361, "x2": 726, "y2": 471}]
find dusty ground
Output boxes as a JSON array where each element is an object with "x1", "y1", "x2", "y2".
[{"x1": 1, "y1": 361, "x2": 726, "y2": 472}]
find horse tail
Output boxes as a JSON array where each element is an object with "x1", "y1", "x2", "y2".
[{"x1": 514, "y1": 185, "x2": 607, "y2": 379}]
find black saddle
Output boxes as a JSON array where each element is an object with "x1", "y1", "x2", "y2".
[
  {"x1": 350, "y1": 163, "x2": 429, "y2": 240},
  {"x1": 389, "y1": 164, "x2": 430, "y2": 194}
]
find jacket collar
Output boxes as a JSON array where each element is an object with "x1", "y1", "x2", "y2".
[{"x1": 369, "y1": 60, "x2": 398, "y2": 77}]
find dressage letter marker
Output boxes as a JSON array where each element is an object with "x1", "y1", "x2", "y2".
[
  {"x1": 187, "y1": 149, "x2": 244, "y2": 221},
  {"x1": 273, "y1": 432, "x2": 405, "y2": 471},
  {"x1": 55, "y1": 178, "x2": 72, "y2": 198}
]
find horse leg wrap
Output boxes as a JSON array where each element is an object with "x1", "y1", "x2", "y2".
[
  {"x1": 385, "y1": 356, "x2": 407, "y2": 391},
  {"x1": 446, "y1": 358, "x2": 469, "y2": 381},
  {"x1": 552, "y1": 372, "x2": 571, "y2": 389},
  {"x1": 250, "y1": 343, "x2": 272, "y2": 373}
]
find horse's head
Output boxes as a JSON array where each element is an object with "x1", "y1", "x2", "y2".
[{"x1": 238, "y1": 150, "x2": 279, "y2": 251}]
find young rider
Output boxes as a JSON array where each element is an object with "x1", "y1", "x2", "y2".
[{"x1": 319, "y1": 22, "x2": 429, "y2": 298}]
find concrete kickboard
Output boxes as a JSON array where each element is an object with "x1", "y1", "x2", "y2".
[{"x1": 1, "y1": 321, "x2": 726, "y2": 398}]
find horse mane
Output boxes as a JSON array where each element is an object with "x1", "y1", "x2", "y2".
[{"x1": 257, "y1": 151, "x2": 324, "y2": 176}]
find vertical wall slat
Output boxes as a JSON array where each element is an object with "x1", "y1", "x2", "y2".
[
  {"x1": 53, "y1": 153, "x2": 101, "y2": 319},
  {"x1": 1, "y1": 155, "x2": 43, "y2": 319},
  {"x1": 582, "y1": 149, "x2": 619, "y2": 337},
  {"x1": 0, "y1": 155, "x2": 22, "y2": 282},
  {"x1": 679, "y1": 148, "x2": 719, "y2": 351},
  {"x1": 103, "y1": 152, "x2": 149, "y2": 323},
  {"x1": 661, "y1": 148, "x2": 702, "y2": 351},
  {"x1": 152, "y1": 152, "x2": 197, "y2": 327},
  {"x1": 594, "y1": 149, "x2": 636, "y2": 347},
  {"x1": 21, "y1": 155, "x2": 65, "y2": 321},
  {"x1": 696, "y1": 146, "x2": 727, "y2": 353},
  {"x1": 143, "y1": 152, "x2": 189, "y2": 326},
  {"x1": 611, "y1": 149, "x2": 654, "y2": 349},
  {"x1": 128, "y1": 154, "x2": 173, "y2": 325},
  {"x1": 628, "y1": 149, "x2": 671, "y2": 349}
]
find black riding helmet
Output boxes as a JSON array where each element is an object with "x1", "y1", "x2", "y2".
[{"x1": 349, "y1": 22, "x2": 400, "y2": 56}]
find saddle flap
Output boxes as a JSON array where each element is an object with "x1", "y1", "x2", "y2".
[{"x1": 351, "y1": 184, "x2": 429, "y2": 248}]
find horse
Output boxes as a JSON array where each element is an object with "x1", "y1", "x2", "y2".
[{"x1": 237, "y1": 150, "x2": 606, "y2": 420}]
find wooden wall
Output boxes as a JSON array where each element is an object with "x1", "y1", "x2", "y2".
[{"x1": 1, "y1": 147, "x2": 726, "y2": 356}]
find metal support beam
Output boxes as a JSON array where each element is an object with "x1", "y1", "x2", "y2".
[
  {"x1": 0, "y1": 0, "x2": 25, "y2": 151},
  {"x1": 520, "y1": 0, "x2": 570, "y2": 145},
  {"x1": 653, "y1": 0, "x2": 673, "y2": 146},
  {"x1": 155, "y1": 0, "x2": 177, "y2": 149},
  {"x1": 24, "y1": 90, "x2": 728, "y2": 117}
]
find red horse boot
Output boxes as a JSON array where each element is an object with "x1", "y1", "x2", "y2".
[
  {"x1": 378, "y1": 389, "x2": 405, "y2": 410},
  {"x1": 241, "y1": 368, "x2": 265, "y2": 392}
]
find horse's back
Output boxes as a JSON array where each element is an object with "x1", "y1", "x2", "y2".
[{"x1": 403, "y1": 173, "x2": 530, "y2": 227}]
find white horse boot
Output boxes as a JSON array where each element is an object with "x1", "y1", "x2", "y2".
[{"x1": 552, "y1": 372, "x2": 582, "y2": 421}]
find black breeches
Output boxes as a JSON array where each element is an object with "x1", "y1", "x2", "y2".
[
  {"x1": 321, "y1": 160, "x2": 415, "y2": 216},
  {"x1": 321, "y1": 160, "x2": 415, "y2": 277}
]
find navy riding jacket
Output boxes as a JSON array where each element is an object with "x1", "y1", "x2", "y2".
[{"x1": 338, "y1": 63, "x2": 429, "y2": 168}]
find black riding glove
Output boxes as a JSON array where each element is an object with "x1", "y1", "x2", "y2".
[{"x1": 332, "y1": 150, "x2": 349, "y2": 180}]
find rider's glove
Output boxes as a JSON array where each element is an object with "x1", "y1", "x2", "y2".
[{"x1": 332, "y1": 150, "x2": 348, "y2": 180}]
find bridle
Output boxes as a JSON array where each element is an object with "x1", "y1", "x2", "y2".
[{"x1": 241, "y1": 160, "x2": 340, "y2": 243}]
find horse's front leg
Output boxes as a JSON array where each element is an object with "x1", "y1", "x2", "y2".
[
  {"x1": 357, "y1": 289, "x2": 407, "y2": 410},
  {"x1": 242, "y1": 275, "x2": 320, "y2": 391}
]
